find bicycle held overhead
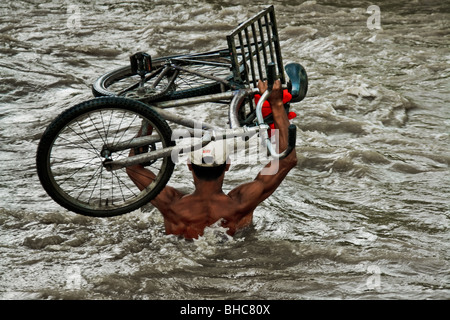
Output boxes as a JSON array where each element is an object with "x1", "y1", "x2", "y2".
[{"x1": 36, "y1": 6, "x2": 308, "y2": 224}]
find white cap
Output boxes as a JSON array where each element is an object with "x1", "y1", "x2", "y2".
[{"x1": 190, "y1": 140, "x2": 229, "y2": 167}]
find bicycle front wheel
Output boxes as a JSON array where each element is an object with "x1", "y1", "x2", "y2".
[
  {"x1": 36, "y1": 97, "x2": 175, "y2": 217},
  {"x1": 92, "y1": 54, "x2": 233, "y2": 102}
]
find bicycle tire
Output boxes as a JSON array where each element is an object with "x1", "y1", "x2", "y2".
[
  {"x1": 36, "y1": 97, "x2": 175, "y2": 217},
  {"x1": 92, "y1": 54, "x2": 234, "y2": 102}
]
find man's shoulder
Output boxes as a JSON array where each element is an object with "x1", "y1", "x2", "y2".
[
  {"x1": 228, "y1": 180, "x2": 265, "y2": 203},
  {"x1": 152, "y1": 185, "x2": 185, "y2": 210}
]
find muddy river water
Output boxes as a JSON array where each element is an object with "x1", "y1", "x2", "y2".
[{"x1": 0, "y1": 0, "x2": 449, "y2": 299}]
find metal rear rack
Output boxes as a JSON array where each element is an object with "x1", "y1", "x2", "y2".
[{"x1": 227, "y1": 5, "x2": 285, "y2": 89}]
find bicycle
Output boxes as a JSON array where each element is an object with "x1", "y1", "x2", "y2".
[{"x1": 36, "y1": 6, "x2": 308, "y2": 217}]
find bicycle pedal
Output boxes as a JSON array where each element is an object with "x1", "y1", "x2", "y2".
[{"x1": 130, "y1": 52, "x2": 152, "y2": 75}]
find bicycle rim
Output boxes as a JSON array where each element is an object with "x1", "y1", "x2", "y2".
[
  {"x1": 92, "y1": 55, "x2": 233, "y2": 102},
  {"x1": 37, "y1": 98, "x2": 174, "y2": 217}
]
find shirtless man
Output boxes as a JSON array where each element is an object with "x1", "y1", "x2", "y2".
[{"x1": 126, "y1": 80, "x2": 297, "y2": 239}]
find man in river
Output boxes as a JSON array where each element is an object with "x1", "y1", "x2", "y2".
[{"x1": 126, "y1": 80, "x2": 297, "y2": 239}]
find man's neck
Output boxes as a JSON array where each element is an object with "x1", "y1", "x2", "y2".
[{"x1": 193, "y1": 179, "x2": 225, "y2": 196}]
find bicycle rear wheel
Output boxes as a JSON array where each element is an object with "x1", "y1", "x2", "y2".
[
  {"x1": 92, "y1": 54, "x2": 233, "y2": 102},
  {"x1": 36, "y1": 97, "x2": 175, "y2": 217}
]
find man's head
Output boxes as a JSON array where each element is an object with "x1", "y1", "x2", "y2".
[{"x1": 188, "y1": 140, "x2": 230, "y2": 181}]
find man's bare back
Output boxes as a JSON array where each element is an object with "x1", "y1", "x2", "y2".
[
  {"x1": 126, "y1": 80, "x2": 297, "y2": 239},
  {"x1": 157, "y1": 188, "x2": 253, "y2": 239}
]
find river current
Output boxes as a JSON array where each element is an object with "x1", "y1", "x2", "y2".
[{"x1": 0, "y1": 0, "x2": 449, "y2": 300}]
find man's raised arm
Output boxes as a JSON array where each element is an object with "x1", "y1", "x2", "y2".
[{"x1": 229, "y1": 79, "x2": 298, "y2": 212}]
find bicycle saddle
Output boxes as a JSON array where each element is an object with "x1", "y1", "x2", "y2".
[{"x1": 285, "y1": 63, "x2": 308, "y2": 103}]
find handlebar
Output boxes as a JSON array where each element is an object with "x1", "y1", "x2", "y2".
[
  {"x1": 229, "y1": 63, "x2": 297, "y2": 160},
  {"x1": 266, "y1": 62, "x2": 277, "y2": 90}
]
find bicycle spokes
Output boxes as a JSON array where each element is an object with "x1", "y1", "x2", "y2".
[{"x1": 48, "y1": 108, "x2": 166, "y2": 211}]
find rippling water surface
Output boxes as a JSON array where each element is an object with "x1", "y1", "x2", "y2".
[{"x1": 0, "y1": 0, "x2": 449, "y2": 299}]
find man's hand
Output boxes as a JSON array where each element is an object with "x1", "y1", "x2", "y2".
[
  {"x1": 258, "y1": 79, "x2": 284, "y2": 109},
  {"x1": 257, "y1": 79, "x2": 291, "y2": 151}
]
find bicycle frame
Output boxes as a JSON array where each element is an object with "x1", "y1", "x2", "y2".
[{"x1": 103, "y1": 82, "x2": 296, "y2": 172}]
